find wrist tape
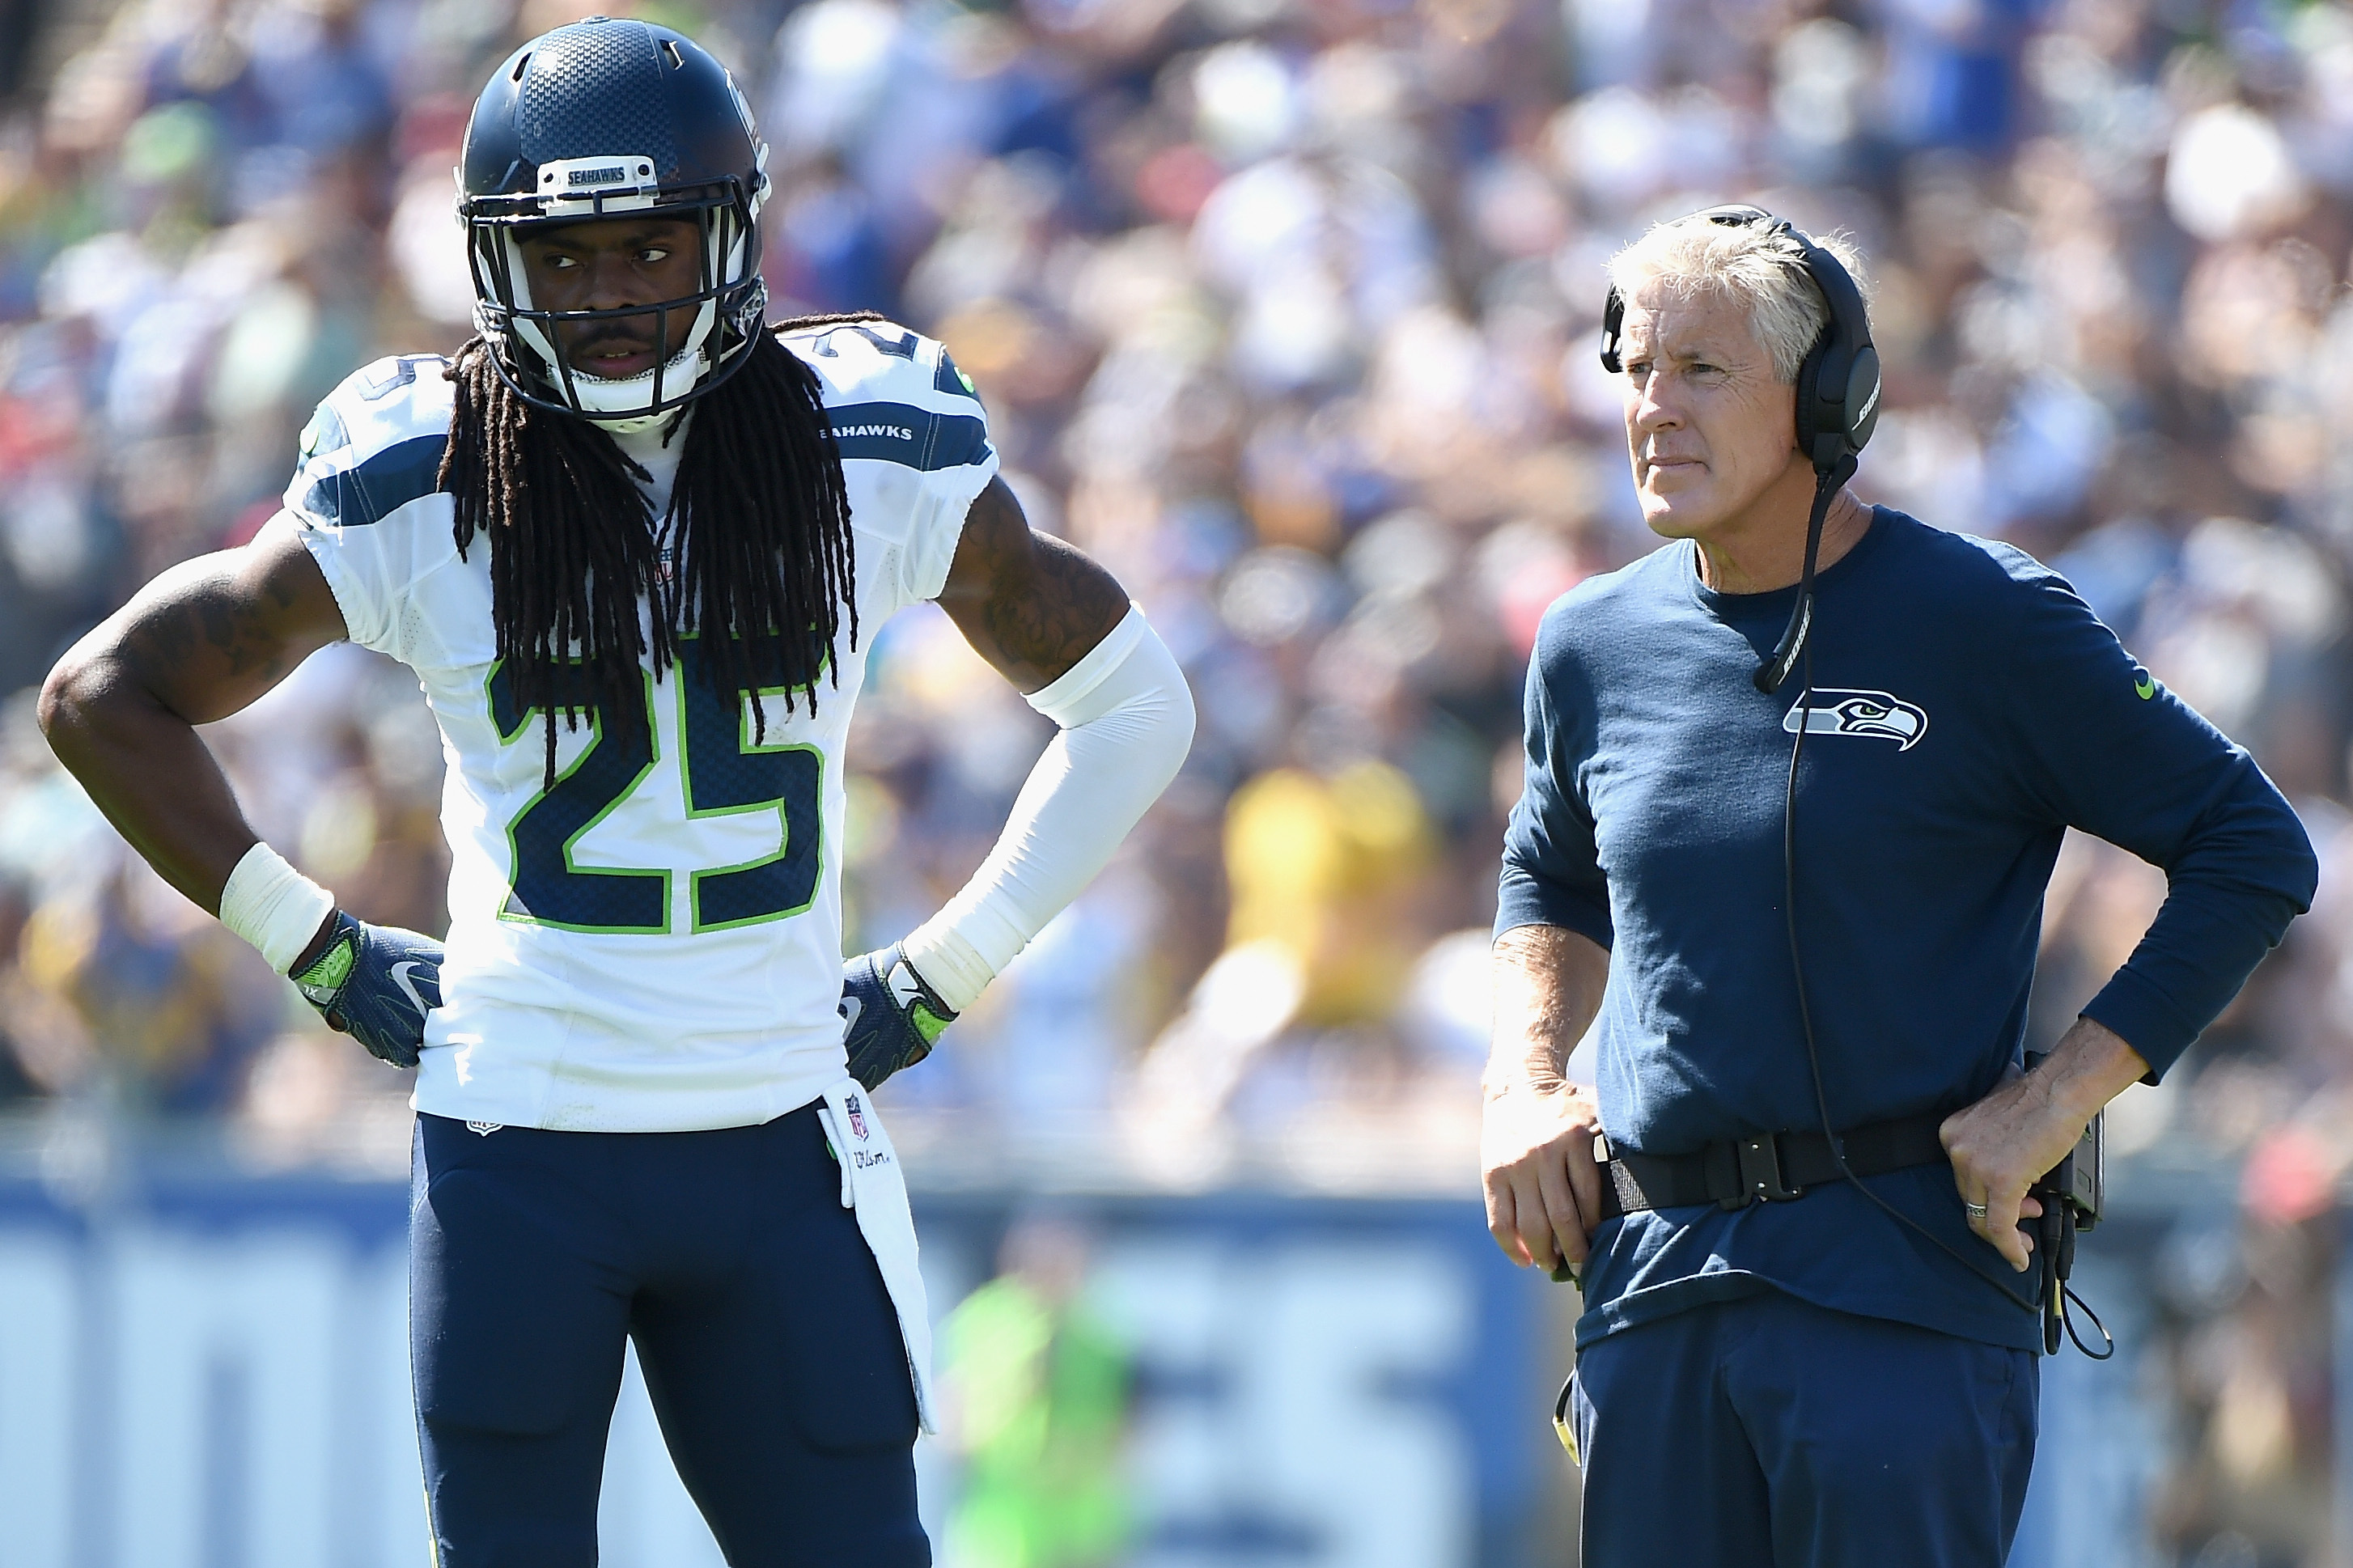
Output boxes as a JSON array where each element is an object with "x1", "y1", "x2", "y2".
[{"x1": 218, "y1": 842, "x2": 337, "y2": 976}]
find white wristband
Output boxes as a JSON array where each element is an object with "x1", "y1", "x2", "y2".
[
  {"x1": 218, "y1": 842, "x2": 337, "y2": 976},
  {"x1": 901, "y1": 925, "x2": 995, "y2": 1015}
]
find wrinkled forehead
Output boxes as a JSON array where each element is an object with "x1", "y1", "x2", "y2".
[{"x1": 1617, "y1": 280, "x2": 1769, "y2": 366}]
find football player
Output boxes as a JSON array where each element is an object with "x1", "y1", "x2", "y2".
[{"x1": 39, "y1": 19, "x2": 1193, "y2": 1564}]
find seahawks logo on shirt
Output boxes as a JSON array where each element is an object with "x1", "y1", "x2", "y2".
[{"x1": 1782, "y1": 689, "x2": 1929, "y2": 750}]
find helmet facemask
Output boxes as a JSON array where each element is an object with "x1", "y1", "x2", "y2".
[{"x1": 462, "y1": 148, "x2": 770, "y2": 427}]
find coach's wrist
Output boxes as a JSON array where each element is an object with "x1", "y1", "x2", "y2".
[
  {"x1": 2037, "y1": 1016, "x2": 2147, "y2": 1128},
  {"x1": 1482, "y1": 1051, "x2": 1570, "y2": 1102}
]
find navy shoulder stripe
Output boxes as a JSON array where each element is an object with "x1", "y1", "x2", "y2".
[
  {"x1": 358, "y1": 355, "x2": 445, "y2": 400},
  {"x1": 934, "y1": 345, "x2": 979, "y2": 401},
  {"x1": 829, "y1": 401, "x2": 990, "y2": 472},
  {"x1": 803, "y1": 323, "x2": 918, "y2": 361},
  {"x1": 303, "y1": 433, "x2": 448, "y2": 528}
]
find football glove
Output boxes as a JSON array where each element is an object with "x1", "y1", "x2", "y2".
[
  {"x1": 839, "y1": 943, "x2": 958, "y2": 1091},
  {"x1": 290, "y1": 911, "x2": 444, "y2": 1069}
]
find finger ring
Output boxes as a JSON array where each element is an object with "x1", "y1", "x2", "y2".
[{"x1": 1965, "y1": 1201, "x2": 1989, "y2": 1220}]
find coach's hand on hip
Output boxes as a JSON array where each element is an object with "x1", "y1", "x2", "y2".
[
  {"x1": 1482, "y1": 924, "x2": 1613, "y2": 1278},
  {"x1": 1938, "y1": 1015, "x2": 2148, "y2": 1271},
  {"x1": 1483, "y1": 1079, "x2": 1606, "y2": 1277}
]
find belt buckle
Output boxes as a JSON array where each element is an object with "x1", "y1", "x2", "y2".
[{"x1": 1733, "y1": 1134, "x2": 1803, "y2": 1206}]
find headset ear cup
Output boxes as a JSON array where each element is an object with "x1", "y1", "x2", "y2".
[
  {"x1": 1603, "y1": 208, "x2": 1877, "y2": 466},
  {"x1": 1845, "y1": 343, "x2": 1882, "y2": 455},
  {"x1": 1793, "y1": 339, "x2": 1830, "y2": 462}
]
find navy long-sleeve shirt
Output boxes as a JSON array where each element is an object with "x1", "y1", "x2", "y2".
[{"x1": 1499, "y1": 508, "x2": 2317, "y2": 1352}]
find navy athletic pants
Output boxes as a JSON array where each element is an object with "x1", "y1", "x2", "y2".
[
  {"x1": 409, "y1": 1106, "x2": 926, "y2": 1566},
  {"x1": 1568, "y1": 1291, "x2": 2038, "y2": 1567}
]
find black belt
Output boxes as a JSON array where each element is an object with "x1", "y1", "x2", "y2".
[{"x1": 1595, "y1": 1113, "x2": 1950, "y2": 1220}]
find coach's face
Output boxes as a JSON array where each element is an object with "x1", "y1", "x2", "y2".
[
  {"x1": 517, "y1": 216, "x2": 703, "y2": 382},
  {"x1": 1618, "y1": 286, "x2": 1810, "y2": 548}
]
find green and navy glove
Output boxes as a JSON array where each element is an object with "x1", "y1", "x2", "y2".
[
  {"x1": 839, "y1": 943, "x2": 958, "y2": 1091},
  {"x1": 291, "y1": 911, "x2": 444, "y2": 1069}
]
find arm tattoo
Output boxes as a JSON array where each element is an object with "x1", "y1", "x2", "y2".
[
  {"x1": 981, "y1": 532, "x2": 1126, "y2": 683},
  {"x1": 952, "y1": 481, "x2": 1127, "y2": 690},
  {"x1": 196, "y1": 589, "x2": 290, "y2": 680},
  {"x1": 120, "y1": 570, "x2": 298, "y2": 717}
]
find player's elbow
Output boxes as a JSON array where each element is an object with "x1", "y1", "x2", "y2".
[
  {"x1": 1161, "y1": 666, "x2": 1198, "y2": 770},
  {"x1": 1129, "y1": 639, "x2": 1195, "y2": 796},
  {"x1": 37, "y1": 636, "x2": 133, "y2": 757},
  {"x1": 37, "y1": 646, "x2": 96, "y2": 744}
]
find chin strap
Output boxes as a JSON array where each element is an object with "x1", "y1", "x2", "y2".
[{"x1": 1753, "y1": 455, "x2": 1858, "y2": 696}]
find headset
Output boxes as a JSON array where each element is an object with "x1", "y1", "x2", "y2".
[
  {"x1": 1601, "y1": 204, "x2": 1883, "y2": 693},
  {"x1": 1563, "y1": 208, "x2": 2106, "y2": 1392}
]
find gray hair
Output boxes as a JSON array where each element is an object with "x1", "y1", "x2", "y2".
[{"x1": 1606, "y1": 214, "x2": 1868, "y2": 384}]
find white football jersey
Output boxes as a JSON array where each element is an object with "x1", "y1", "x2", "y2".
[{"x1": 288, "y1": 324, "x2": 998, "y2": 1131}]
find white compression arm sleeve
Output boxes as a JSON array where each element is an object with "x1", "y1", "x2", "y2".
[{"x1": 901, "y1": 606, "x2": 1195, "y2": 1011}]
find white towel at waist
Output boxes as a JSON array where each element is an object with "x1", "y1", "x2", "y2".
[{"x1": 816, "y1": 1079, "x2": 935, "y2": 1434}]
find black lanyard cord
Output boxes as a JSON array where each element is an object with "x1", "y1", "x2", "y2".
[{"x1": 1773, "y1": 481, "x2": 2064, "y2": 1332}]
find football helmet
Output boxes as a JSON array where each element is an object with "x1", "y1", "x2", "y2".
[{"x1": 458, "y1": 17, "x2": 770, "y2": 424}]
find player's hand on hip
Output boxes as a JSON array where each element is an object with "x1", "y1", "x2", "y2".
[
  {"x1": 1938, "y1": 1070, "x2": 2079, "y2": 1273},
  {"x1": 290, "y1": 911, "x2": 443, "y2": 1069},
  {"x1": 1481, "y1": 1081, "x2": 1605, "y2": 1280},
  {"x1": 840, "y1": 943, "x2": 958, "y2": 1091}
]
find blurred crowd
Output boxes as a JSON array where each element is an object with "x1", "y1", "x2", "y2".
[
  {"x1": 4, "y1": 0, "x2": 2353, "y2": 1552},
  {"x1": 10, "y1": 0, "x2": 2352, "y2": 1150}
]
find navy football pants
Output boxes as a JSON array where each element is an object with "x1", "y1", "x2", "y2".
[
  {"x1": 1569, "y1": 1291, "x2": 2037, "y2": 1567},
  {"x1": 409, "y1": 1107, "x2": 926, "y2": 1566}
]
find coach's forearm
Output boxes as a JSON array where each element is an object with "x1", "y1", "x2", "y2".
[
  {"x1": 1482, "y1": 924, "x2": 1611, "y2": 1273},
  {"x1": 2034, "y1": 1015, "x2": 2150, "y2": 1126},
  {"x1": 38, "y1": 652, "x2": 261, "y2": 914},
  {"x1": 1485, "y1": 924, "x2": 1609, "y2": 1096}
]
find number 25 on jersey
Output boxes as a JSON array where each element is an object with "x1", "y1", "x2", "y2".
[{"x1": 485, "y1": 636, "x2": 824, "y2": 935}]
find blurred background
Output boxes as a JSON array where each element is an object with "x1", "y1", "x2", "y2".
[{"x1": 0, "y1": 0, "x2": 2350, "y2": 1560}]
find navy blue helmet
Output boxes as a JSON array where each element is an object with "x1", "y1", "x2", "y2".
[{"x1": 459, "y1": 18, "x2": 769, "y2": 422}]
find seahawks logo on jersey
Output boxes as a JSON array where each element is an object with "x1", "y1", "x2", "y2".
[{"x1": 1782, "y1": 689, "x2": 1929, "y2": 750}]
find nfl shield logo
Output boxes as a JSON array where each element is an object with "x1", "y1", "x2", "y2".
[{"x1": 846, "y1": 1095, "x2": 867, "y2": 1140}]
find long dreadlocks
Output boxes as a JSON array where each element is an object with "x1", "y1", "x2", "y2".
[{"x1": 439, "y1": 316, "x2": 877, "y2": 779}]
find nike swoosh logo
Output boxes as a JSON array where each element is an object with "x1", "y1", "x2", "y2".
[
  {"x1": 389, "y1": 961, "x2": 435, "y2": 1015},
  {"x1": 838, "y1": 995, "x2": 863, "y2": 1032},
  {"x1": 2135, "y1": 676, "x2": 2156, "y2": 700}
]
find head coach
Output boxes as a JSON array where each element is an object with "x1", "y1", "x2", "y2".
[{"x1": 1479, "y1": 206, "x2": 2320, "y2": 1566}]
